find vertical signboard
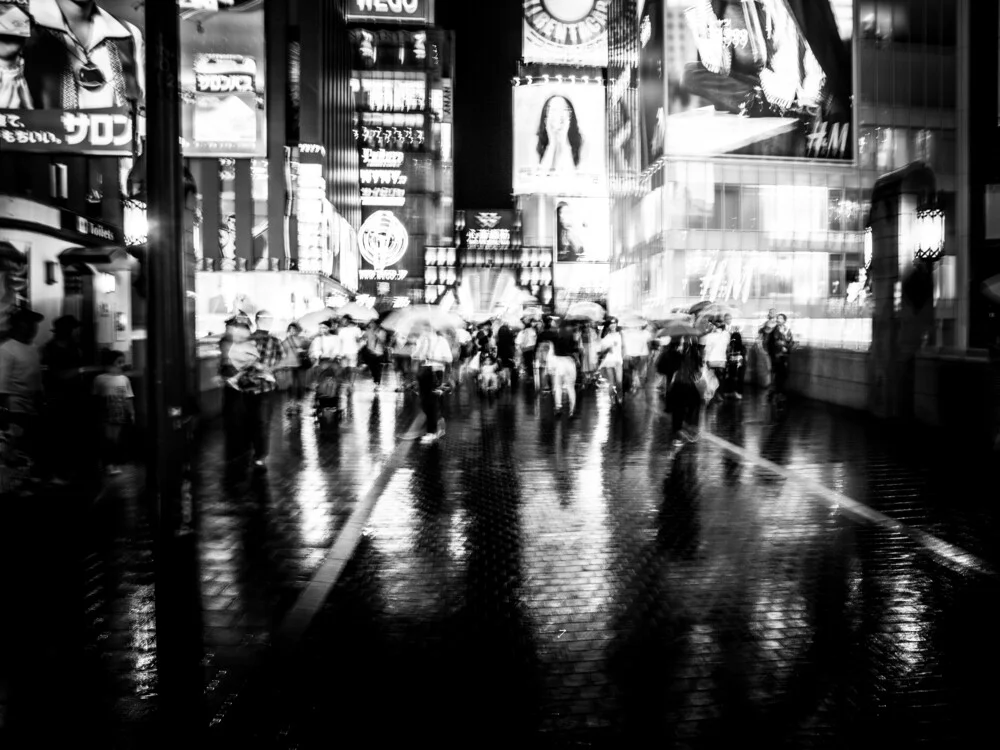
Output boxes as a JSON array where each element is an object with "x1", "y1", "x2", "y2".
[
  {"x1": 663, "y1": 0, "x2": 854, "y2": 161},
  {"x1": 180, "y1": 3, "x2": 267, "y2": 157},
  {"x1": 638, "y1": 0, "x2": 665, "y2": 169},
  {"x1": 0, "y1": 0, "x2": 144, "y2": 154}
]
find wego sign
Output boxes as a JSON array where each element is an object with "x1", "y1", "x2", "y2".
[
  {"x1": 345, "y1": 0, "x2": 429, "y2": 24},
  {"x1": 522, "y1": 0, "x2": 609, "y2": 67}
]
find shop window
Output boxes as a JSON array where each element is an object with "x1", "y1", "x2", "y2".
[
  {"x1": 858, "y1": 126, "x2": 877, "y2": 170},
  {"x1": 219, "y1": 159, "x2": 236, "y2": 267},
  {"x1": 741, "y1": 186, "x2": 759, "y2": 230},
  {"x1": 723, "y1": 186, "x2": 740, "y2": 230},
  {"x1": 828, "y1": 189, "x2": 844, "y2": 231},
  {"x1": 846, "y1": 253, "x2": 863, "y2": 287},
  {"x1": 709, "y1": 185, "x2": 723, "y2": 230},
  {"x1": 829, "y1": 253, "x2": 845, "y2": 296},
  {"x1": 913, "y1": 128, "x2": 935, "y2": 164},
  {"x1": 843, "y1": 188, "x2": 864, "y2": 232},
  {"x1": 876, "y1": 127, "x2": 894, "y2": 172}
]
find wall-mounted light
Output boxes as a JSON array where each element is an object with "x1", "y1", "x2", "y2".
[
  {"x1": 123, "y1": 197, "x2": 148, "y2": 247},
  {"x1": 96, "y1": 272, "x2": 117, "y2": 295},
  {"x1": 914, "y1": 205, "x2": 945, "y2": 262}
]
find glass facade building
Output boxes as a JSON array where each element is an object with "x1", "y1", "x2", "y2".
[{"x1": 610, "y1": 0, "x2": 967, "y2": 350}]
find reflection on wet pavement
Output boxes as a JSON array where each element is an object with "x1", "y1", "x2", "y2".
[{"x1": 7, "y1": 382, "x2": 996, "y2": 746}]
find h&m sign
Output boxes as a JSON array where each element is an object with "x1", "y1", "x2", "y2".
[{"x1": 345, "y1": 0, "x2": 430, "y2": 24}]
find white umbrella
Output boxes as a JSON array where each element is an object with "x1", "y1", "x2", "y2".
[
  {"x1": 565, "y1": 300, "x2": 606, "y2": 322},
  {"x1": 295, "y1": 307, "x2": 341, "y2": 332},
  {"x1": 382, "y1": 304, "x2": 466, "y2": 339},
  {"x1": 613, "y1": 312, "x2": 647, "y2": 329},
  {"x1": 336, "y1": 301, "x2": 378, "y2": 323}
]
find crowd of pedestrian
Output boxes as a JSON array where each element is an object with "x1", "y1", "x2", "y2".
[{"x1": 0, "y1": 307, "x2": 136, "y2": 494}]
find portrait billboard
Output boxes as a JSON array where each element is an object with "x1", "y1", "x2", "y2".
[
  {"x1": 638, "y1": 0, "x2": 666, "y2": 169},
  {"x1": 180, "y1": 3, "x2": 267, "y2": 157},
  {"x1": 664, "y1": 0, "x2": 854, "y2": 161},
  {"x1": 513, "y1": 82, "x2": 608, "y2": 197},
  {"x1": 522, "y1": 0, "x2": 609, "y2": 68},
  {"x1": 0, "y1": 0, "x2": 144, "y2": 154},
  {"x1": 345, "y1": 0, "x2": 431, "y2": 25},
  {"x1": 555, "y1": 197, "x2": 610, "y2": 263}
]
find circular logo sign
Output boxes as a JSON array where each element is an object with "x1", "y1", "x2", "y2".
[
  {"x1": 523, "y1": 0, "x2": 608, "y2": 49},
  {"x1": 359, "y1": 210, "x2": 409, "y2": 270}
]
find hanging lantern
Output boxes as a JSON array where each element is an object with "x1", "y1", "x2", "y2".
[{"x1": 914, "y1": 205, "x2": 945, "y2": 262}]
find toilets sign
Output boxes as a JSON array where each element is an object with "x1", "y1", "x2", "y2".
[{"x1": 345, "y1": 0, "x2": 430, "y2": 24}]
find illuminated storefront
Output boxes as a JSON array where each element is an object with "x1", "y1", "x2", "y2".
[
  {"x1": 608, "y1": 0, "x2": 965, "y2": 350},
  {"x1": 348, "y1": 7, "x2": 455, "y2": 304}
]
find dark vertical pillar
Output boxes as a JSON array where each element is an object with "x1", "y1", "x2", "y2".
[
  {"x1": 234, "y1": 159, "x2": 254, "y2": 268},
  {"x1": 67, "y1": 155, "x2": 88, "y2": 214},
  {"x1": 144, "y1": 0, "x2": 204, "y2": 743},
  {"x1": 196, "y1": 159, "x2": 220, "y2": 267},
  {"x1": 267, "y1": 0, "x2": 289, "y2": 269},
  {"x1": 101, "y1": 157, "x2": 122, "y2": 225}
]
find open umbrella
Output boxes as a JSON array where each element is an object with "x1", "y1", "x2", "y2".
[
  {"x1": 336, "y1": 301, "x2": 379, "y2": 323},
  {"x1": 982, "y1": 274, "x2": 1000, "y2": 304},
  {"x1": 688, "y1": 300, "x2": 713, "y2": 317},
  {"x1": 382, "y1": 304, "x2": 466, "y2": 338},
  {"x1": 614, "y1": 312, "x2": 647, "y2": 329},
  {"x1": 656, "y1": 317, "x2": 713, "y2": 339},
  {"x1": 296, "y1": 306, "x2": 341, "y2": 332},
  {"x1": 565, "y1": 300, "x2": 606, "y2": 323},
  {"x1": 695, "y1": 303, "x2": 738, "y2": 323}
]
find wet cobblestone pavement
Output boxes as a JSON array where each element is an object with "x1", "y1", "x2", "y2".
[{"x1": 2, "y1": 378, "x2": 997, "y2": 747}]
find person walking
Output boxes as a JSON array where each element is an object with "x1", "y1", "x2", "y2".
[
  {"x1": 599, "y1": 318, "x2": 625, "y2": 406},
  {"x1": 670, "y1": 339, "x2": 704, "y2": 447},
  {"x1": 91, "y1": 348, "x2": 134, "y2": 476},
  {"x1": 758, "y1": 308, "x2": 778, "y2": 396},
  {"x1": 518, "y1": 319, "x2": 537, "y2": 389},
  {"x1": 361, "y1": 321, "x2": 387, "y2": 391},
  {"x1": 280, "y1": 322, "x2": 310, "y2": 412},
  {"x1": 240, "y1": 312, "x2": 281, "y2": 472},
  {"x1": 496, "y1": 322, "x2": 517, "y2": 388},
  {"x1": 413, "y1": 324, "x2": 452, "y2": 442},
  {"x1": 338, "y1": 316, "x2": 363, "y2": 396},
  {"x1": 551, "y1": 321, "x2": 581, "y2": 417},
  {"x1": 534, "y1": 318, "x2": 555, "y2": 394},
  {"x1": 40, "y1": 314, "x2": 82, "y2": 484},
  {"x1": 724, "y1": 314, "x2": 747, "y2": 399},
  {"x1": 622, "y1": 323, "x2": 652, "y2": 394},
  {"x1": 0, "y1": 307, "x2": 44, "y2": 488},
  {"x1": 767, "y1": 313, "x2": 794, "y2": 401},
  {"x1": 703, "y1": 319, "x2": 730, "y2": 405}
]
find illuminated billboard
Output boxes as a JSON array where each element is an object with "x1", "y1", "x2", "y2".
[
  {"x1": 513, "y1": 81, "x2": 608, "y2": 197},
  {"x1": 180, "y1": 4, "x2": 267, "y2": 157},
  {"x1": 522, "y1": 0, "x2": 609, "y2": 68},
  {"x1": 464, "y1": 210, "x2": 516, "y2": 249},
  {"x1": 638, "y1": 0, "x2": 666, "y2": 169},
  {"x1": 0, "y1": 0, "x2": 144, "y2": 154},
  {"x1": 556, "y1": 197, "x2": 610, "y2": 263},
  {"x1": 664, "y1": 0, "x2": 854, "y2": 161},
  {"x1": 360, "y1": 147, "x2": 408, "y2": 207},
  {"x1": 345, "y1": 0, "x2": 431, "y2": 25}
]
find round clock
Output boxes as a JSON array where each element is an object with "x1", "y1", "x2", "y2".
[{"x1": 523, "y1": 0, "x2": 609, "y2": 49}]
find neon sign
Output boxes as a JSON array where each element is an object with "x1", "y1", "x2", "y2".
[{"x1": 359, "y1": 210, "x2": 409, "y2": 270}]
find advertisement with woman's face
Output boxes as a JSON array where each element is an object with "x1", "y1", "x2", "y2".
[
  {"x1": 513, "y1": 82, "x2": 607, "y2": 197},
  {"x1": 556, "y1": 198, "x2": 610, "y2": 263}
]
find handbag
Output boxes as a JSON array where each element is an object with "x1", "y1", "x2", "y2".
[{"x1": 695, "y1": 365, "x2": 719, "y2": 403}]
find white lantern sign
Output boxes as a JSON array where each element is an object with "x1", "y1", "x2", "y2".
[{"x1": 358, "y1": 210, "x2": 409, "y2": 270}]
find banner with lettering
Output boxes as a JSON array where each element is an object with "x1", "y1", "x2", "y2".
[
  {"x1": 0, "y1": 0, "x2": 143, "y2": 155},
  {"x1": 345, "y1": 0, "x2": 431, "y2": 25},
  {"x1": 180, "y1": 3, "x2": 267, "y2": 157}
]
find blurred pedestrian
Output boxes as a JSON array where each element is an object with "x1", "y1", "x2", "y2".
[
  {"x1": 724, "y1": 315, "x2": 747, "y2": 400},
  {"x1": 280, "y1": 322, "x2": 310, "y2": 411},
  {"x1": 552, "y1": 321, "x2": 581, "y2": 417},
  {"x1": 599, "y1": 318, "x2": 625, "y2": 405},
  {"x1": 0, "y1": 307, "x2": 44, "y2": 487},
  {"x1": 622, "y1": 323, "x2": 651, "y2": 394},
  {"x1": 671, "y1": 339, "x2": 704, "y2": 447},
  {"x1": 767, "y1": 313, "x2": 794, "y2": 401},
  {"x1": 413, "y1": 324, "x2": 452, "y2": 442},
  {"x1": 41, "y1": 314, "x2": 82, "y2": 484},
  {"x1": 703, "y1": 319, "x2": 730, "y2": 405},
  {"x1": 518, "y1": 319, "x2": 538, "y2": 389},
  {"x1": 361, "y1": 320, "x2": 387, "y2": 391},
  {"x1": 225, "y1": 314, "x2": 276, "y2": 473},
  {"x1": 92, "y1": 348, "x2": 134, "y2": 476},
  {"x1": 338, "y1": 316, "x2": 363, "y2": 396},
  {"x1": 497, "y1": 322, "x2": 517, "y2": 386},
  {"x1": 758, "y1": 308, "x2": 778, "y2": 395}
]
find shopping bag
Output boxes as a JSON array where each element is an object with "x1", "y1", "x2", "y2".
[{"x1": 695, "y1": 366, "x2": 719, "y2": 403}]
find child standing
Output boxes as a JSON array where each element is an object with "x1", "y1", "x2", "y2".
[{"x1": 92, "y1": 349, "x2": 135, "y2": 476}]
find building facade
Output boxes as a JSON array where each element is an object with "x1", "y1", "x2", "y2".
[
  {"x1": 609, "y1": 0, "x2": 966, "y2": 351},
  {"x1": 346, "y1": 1, "x2": 455, "y2": 307}
]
